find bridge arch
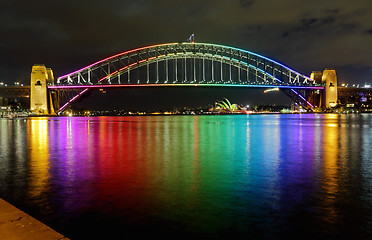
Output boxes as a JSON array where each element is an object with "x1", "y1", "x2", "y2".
[
  {"x1": 57, "y1": 42, "x2": 317, "y2": 86},
  {"x1": 53, "y1": 43, "x2": 322, "y2": 112}
]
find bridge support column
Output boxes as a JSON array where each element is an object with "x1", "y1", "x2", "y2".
[
  {"x1": 30, "y1": 65, "x2": 55, "y2": 115},
  {"x1": 311, "y1": 69, "x2": 338, "y2": 109},
  {"x1": 322, "y1": 69, "x2": 338, "y2": 108}
]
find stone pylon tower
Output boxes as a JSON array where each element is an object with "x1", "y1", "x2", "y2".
[
  {"x1": 310, "y1": 69, "x2": 338, "y2": 109},
  {"x1": 30, "y1": 65, "x2": 55, "y2": 114},
  {"x1": 322, "y1": 69, "x2": 338, "y2": 108}
]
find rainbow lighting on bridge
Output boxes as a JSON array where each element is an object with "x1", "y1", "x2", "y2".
[{"x1": 48, "y1": 42, "x2": 324, "y2": 113}]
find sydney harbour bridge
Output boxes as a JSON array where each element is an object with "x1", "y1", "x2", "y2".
[{"x1": 2, "y1": 42, "x2": 353, "y2": 114}]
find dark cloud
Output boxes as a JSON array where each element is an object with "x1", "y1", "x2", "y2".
[
  {"x1": 240, "y1": 0, "x2": 255, "y2": 8},
  {"x1": 281, "y1": 31, "x2": 289, "y2": 38}
]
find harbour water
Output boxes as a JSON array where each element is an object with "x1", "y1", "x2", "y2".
[{"x1": 1, "y1": 114, "x2": 372, "y2": 239}]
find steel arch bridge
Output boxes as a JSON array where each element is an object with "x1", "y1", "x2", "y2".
[{"x1": 50, "y1": 42, "x2": 324, "y2": 113}]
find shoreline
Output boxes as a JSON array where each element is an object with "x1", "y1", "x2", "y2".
[
  {"x1": 1, "y1": 111, "x2": 372, "y2": 118},
  {"x1": 0, "y1": 198, "x2": 68, "y2": 240}
]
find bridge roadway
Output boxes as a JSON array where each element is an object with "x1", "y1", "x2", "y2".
[
  {"x1": 338, "y1": 87, "x2": 372, "y2": 105},
  {"x1": 338, "y1": 86, "x2": 372, "y2": 97},
  {"x1": 0, "y1": 86, "x2": 30, "y2": 98},
  {"x1": 48, "y1": 83, "x2": 324, "y2": 90}
]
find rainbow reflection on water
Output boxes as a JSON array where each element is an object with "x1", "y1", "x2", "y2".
[{"x1": 0, "y1": 114, "x2": 372, "y2": 239}]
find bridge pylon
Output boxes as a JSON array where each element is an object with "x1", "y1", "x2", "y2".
[
  {"x1": 30, "y1": 64, "x2": 56, "y2": 115},
  {"x1": 310, "y1": 69, "x2": 338, "y2": 109},
  {"x1": 322, "y1": 69, "x2": 338, "y2": 108}
]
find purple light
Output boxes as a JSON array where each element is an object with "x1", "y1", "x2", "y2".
[
  {"x1": 59, "y1": 88, "x2": 89, "y2": 112},
  {"x1": 291, "y1": 89, "x2": 314, "y2": 108},
  {"x1": 57, "y1": 43, "x2": 179, "y2": 81},
  {"x1": 48, "y1": 84, "x2": 324, "y2": 90}
]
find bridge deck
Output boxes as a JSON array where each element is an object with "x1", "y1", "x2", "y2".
[
  {"x1": 48, "y1": 83, "x2": 324, "y2": 90},
  {"x1": 338, "y1": 87, "x2": 372, "y2": 96},
  {"x1": 0, "y1": 86, "x2": 30, "y2": 98}
]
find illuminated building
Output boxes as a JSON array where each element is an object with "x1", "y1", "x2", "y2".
[{"x1": 213, "y1": 98, "x2": 239, "y2": 113}]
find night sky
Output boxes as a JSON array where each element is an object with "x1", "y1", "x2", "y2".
[{"x1": 2, "y1": 0, "x2": 372, "y2": 110}]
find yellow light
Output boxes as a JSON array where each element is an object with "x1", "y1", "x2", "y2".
[
  {"x1": 264, "y1": 87, "x2": 279, "y2": 93},
  {"x1": 29, "y1": 119, "x2": 50, "y2": 198}
]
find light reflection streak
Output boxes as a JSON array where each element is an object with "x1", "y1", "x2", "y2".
[
  {"x1": 192, "y1": 116, "x2": 200, "y2": 192},
  {"x1": 14, "y1": 121, "x2": 25, "y2": 166},
  {"x1": 0, "y1": 120, "x2": 10, "y2": 170},
  {"x1": 262, "y1": 116, "x2": 280, "y2": 188},
  {"x1": 361, "y1": 115, "x2": 372, "y2": 223},
  {"x1": 28, "y1": 118, "x2": 50, "y2": 199},
  {"x1": 322, "y1": 114, "x2": 340, "y2": 224}
]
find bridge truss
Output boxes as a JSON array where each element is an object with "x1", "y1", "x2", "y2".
[
  {"x1": 0, "y1": 86, "x2": 30, "y2": 98},
  {"x1": 52, "y1": 42, "x2": 323, "y2": 112}
]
